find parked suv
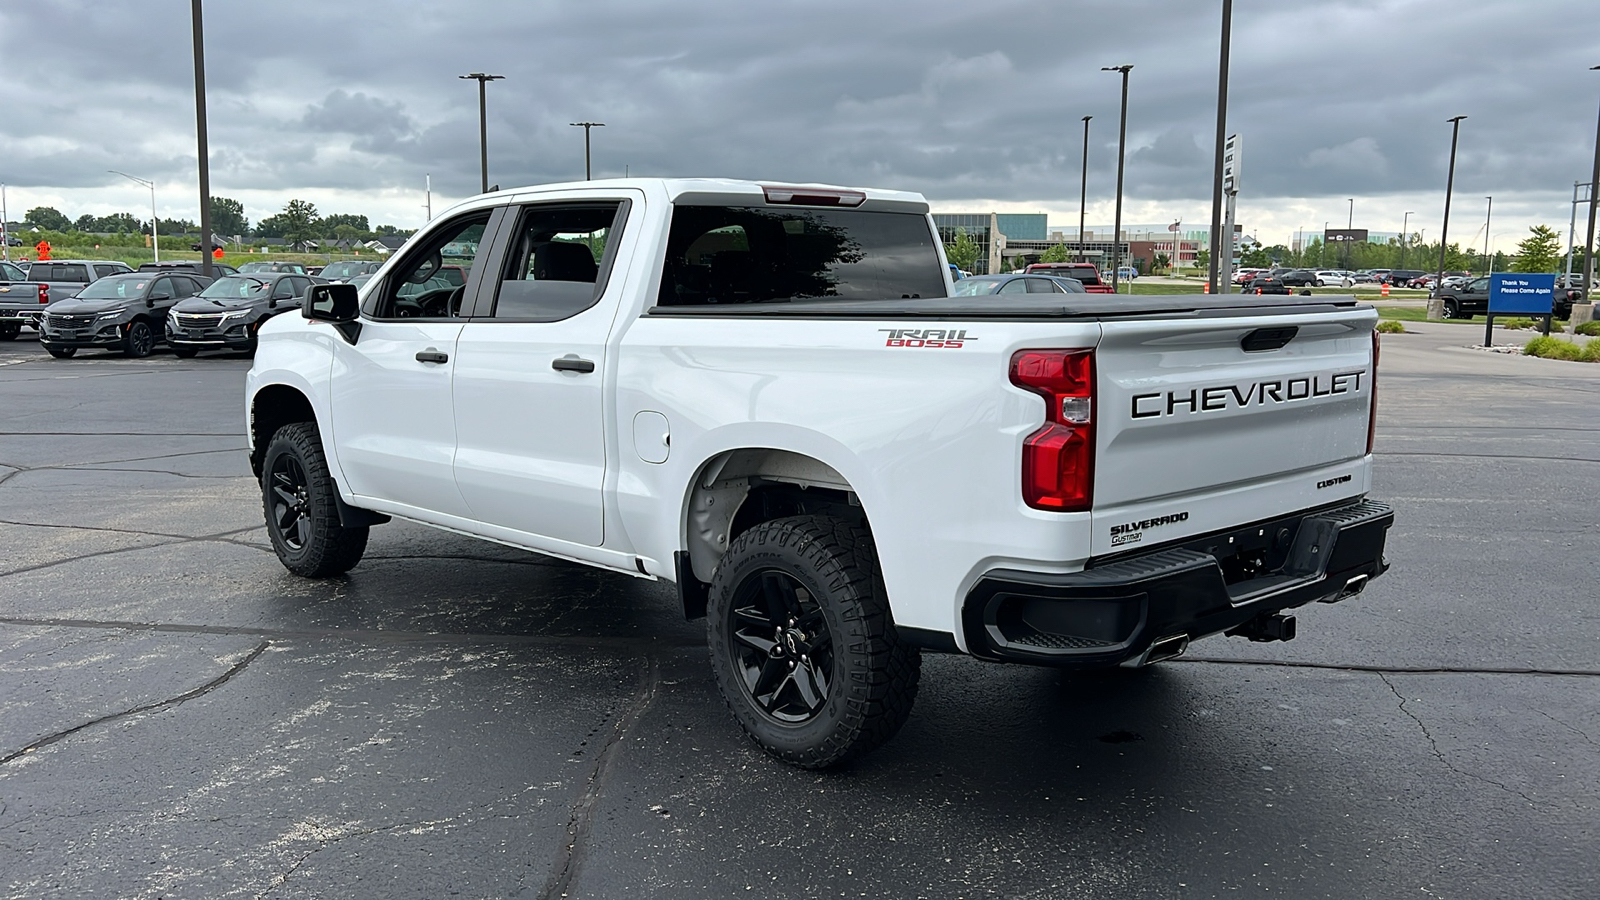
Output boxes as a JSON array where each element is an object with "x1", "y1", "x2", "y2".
[
  {"x1": 319, "y1": 259, "x2": 383, "y2": 282},
  {"x1": 1022, "y1": 262, "x2": 1112, "y2": 293},
  {"x1": 39, "y1": 271, "x2": 209, "y2": 358},
  {"x1": 138, "y1": 260, "x2": 240, "y2": 277},
  {"x1": 167, "y1": 272, "x2": 318, "y2": 357},
  {"x1": 1384, "y1": 269, "x2": 1425, "y2": 286}
]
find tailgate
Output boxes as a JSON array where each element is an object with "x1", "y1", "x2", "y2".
[{"x1": 1091, "y1": 308, "x2": 1375, "y2": 554}]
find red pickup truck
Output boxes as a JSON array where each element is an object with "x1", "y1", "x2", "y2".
[{"x1": 1023, "y1": 262, "x2": 1114, "y2": 294}]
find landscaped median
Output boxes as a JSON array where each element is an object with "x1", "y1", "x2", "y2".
[{"x1": 1522, "y1": 334, "x2": 1600, "y2": 362}]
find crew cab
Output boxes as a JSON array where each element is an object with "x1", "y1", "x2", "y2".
[
  {"x1": 0, "y1": 259, "x2": 45, "y2": 339},
  {"x1": 247, "y1": 178, "x2": 1393, "y2": 769}
]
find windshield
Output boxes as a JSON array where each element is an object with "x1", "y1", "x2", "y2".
[
  {"x1": 198, "y1": 276, "x2": 270, "y2": 299},
  {"x1": 951, "y1": 278, "x2": 1005, "y2": 296},
  {"x1": 75, "y1": 277, "x2": 149, "y2": 299}
]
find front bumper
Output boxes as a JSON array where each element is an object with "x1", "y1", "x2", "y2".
[
  {"x1": 39, "y1": 322, "x2": 128, "y2": 347},
  {"x1": 962, "y1": 499, "x2": 1394, "y2": 668},
  {"x1": 167, "y1": 319, "x2": 257, "y2": 349}
]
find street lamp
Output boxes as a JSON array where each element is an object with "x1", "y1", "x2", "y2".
[
  {"x1": 1344, "y1": 198, "x2": 1354, "y2": 269},
  {"x1": 191, "y1": 0, "x2": 214, "y2": 276},
  {"x1": 459, "y1": 73, "x2": 505, "y2": 193},
  {"x1": 1399, "y1": 211, "x2": 1413, "y2": 269},
  {"x1": 1583, "y1": 65, "x2": 1600, "y2": 289},
  {"x1": 1483, "y1": 196, "x2": 1492, "y2": 274},
  {"x1": 1206, "y1": 0, "x2": 1234, "y2": 294},
  {"x1": 1436, "y1": 115, "x2": 1467, "y2": 298},
  {"x1": 569, "y1": 122, "x2": 606, "y2": 180},
  {"x1": 110, "y1": 170, "x2": 159, "y2": 263},
  {"x1": 1078, "y1": 115, "x2": 1091, "y2": 262},
  {"x1": 1101, "y1": 64, "x2": 1133, "y2": 292}
]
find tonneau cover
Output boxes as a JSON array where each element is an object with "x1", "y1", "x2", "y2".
[{"x1": 647, "y1": 294, "x2": 1366, "y2": 321}]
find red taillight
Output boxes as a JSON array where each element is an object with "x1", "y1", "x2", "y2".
[
  {"x1": 38, "y1": 284, "x2": 49, "y2": 304},
  {"x1": 1010, "y1": 349, "x2": 1095, "y2": 511},
  {"x1": 1367, "y1": 329, "x2": 1380, "y2": 455}
]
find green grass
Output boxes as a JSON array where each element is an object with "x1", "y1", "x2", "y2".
[{"x1": 1522, "y1": 335, "x2": 1599, "y2": 362}]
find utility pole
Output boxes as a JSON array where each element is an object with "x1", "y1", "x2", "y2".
[
  {"x1": 460, "y1": 73, "x2": 505, "y2": 193},
  {"x1": 1101, "y1": 65, "x2": 1133, "y2": 293},
  {"x1": 1078, "y1": 115, "x2": 1091, "y2": 262},
  {"x1": 570, "y1": 122, "x2": 605, "y2": 180},
  {"x1": 191, "y1": 0, "x2": 214, "y2": 277},
  {"x1": 1482, "y1": 196, "x2": 1492, "y2": 274},
  {"x1": 1400, "y1": 211, "x2": 1413, "y2": 269},
  {"x1": 425, "y1": 173, "x2": 432, "y2": 221},
  {"x1": 1436, "y1": 116, "x2": 1467, "y2": 300},
  {"x1": 1584, "y1": 65, "x2": 1600, "y2": 289},
  {"x1": 1, "y1": 183, "x2": 8, "y2": 263},
  {"x1": 1206, "y1": 0, "x2": 1233, "y2": 294}
]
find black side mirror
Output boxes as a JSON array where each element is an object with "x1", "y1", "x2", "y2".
[
  {"x1": 304, "y1": 282, "x2": 361, "y2": 343},
  {"x1": 304, "y1": 283, "x2": 358, "y2": 322},
  {"x1": 267, "y1": 297, "x2": 278, "y2": 309},
  {"x1": 146, "y1": 293, "x2": 169, "y2": 306}
]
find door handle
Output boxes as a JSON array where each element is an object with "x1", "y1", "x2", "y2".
[
  {"x1": 552, "y1": 356, "x2": 595, "y2": 373},
  {"x1": 415, "y1": 349, "x2": 449, "y2": 364}
]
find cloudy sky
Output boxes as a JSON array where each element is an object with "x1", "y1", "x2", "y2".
[{"x1": 2, "y1": 0, "x2": 1597, "y2": 255}]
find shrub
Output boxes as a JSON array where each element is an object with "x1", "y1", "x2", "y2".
[
  {"x1": 1375, "y1": 320, "x2": 1407, "y2": 334},
  {"x1": 1575, "y1": 320, "x2": 1600, "y2": 337},
  {"x1": 1583, "y1": 340, "x2": 1600, "y2": 363},
  {"x1": 1523, "y1": 336, "x2": 1586, "y2": 361},
  {"x1": 1499, "y1": 317, "x2": 1537, "y2": 330}
]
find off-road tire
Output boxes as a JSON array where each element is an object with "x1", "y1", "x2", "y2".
[
  {"x1": 707, "y1": 515, "x2": 920, "y2": 769},
  {"x1": 261, "y1": 421, "x2": 368, "y2": 577},
  {"x1": 0, "y1": 322, "x2": 19, "y2": 341},
  {"x1": 1443, "y1": 298, "x2": 1461, "y2": 319},
  {"x1": 121, "y1": 320, "x2": 155, "y2": 358},
  {"x1": 46, "y1": 346, "x2": 76, "y2": 359}
]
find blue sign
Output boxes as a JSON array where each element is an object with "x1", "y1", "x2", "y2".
[{"x1": 1489, "y1": 273, "x2": 1555, "y2": 315}]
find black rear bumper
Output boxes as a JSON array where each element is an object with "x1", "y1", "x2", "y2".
[{"x1": 962, "y1": 499, "x2": 1394, "y2": 667}]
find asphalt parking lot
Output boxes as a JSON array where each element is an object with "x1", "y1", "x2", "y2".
[{"x1": 1, "y1": 322, "x2": 1597, "y2": 900}]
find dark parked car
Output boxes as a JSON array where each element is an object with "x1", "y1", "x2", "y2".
[
  {"x1": 1022, "y1": 262, "x2": 1112, "y2": 293},
  {"x1": 319, "y1": 259, "x2": 383, "y2": 282},
  {"x1": 166, "y1": 272, "x2": 321, "y2": 357},
  {"x1": 1278, "y1": 269, "x2": 1319, "y2": 287},
  {"x1": 39, "y1": 272, "x2": 210, "y2": 358},
  {"x1": 1437, "y1": 275, "x2": 1578, "y2": 319},
  {"x1": 950, "y1": 274, "x2": 1087, "y2": 296},
  {"x1": 1246, "y1": 276, "x2": 1291, "y2": 295},
  {"x1": 237, "y1": 261, "x2": 309, "y2": 275},
  {"x1": 138, "y1": 260, "x2": 239, "y2": 277},
  {"x1": 1385, "y1": 269, "x2": 1426, "y2": 286}
]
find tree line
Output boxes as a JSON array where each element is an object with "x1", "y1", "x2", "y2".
[{"x1": 17, "y1": 197, "x2": 413, "y2": 247}]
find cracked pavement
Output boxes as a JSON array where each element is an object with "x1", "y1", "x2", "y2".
[{"x1": 1, "y1": 324, "x2": 1597, "y2": 899}]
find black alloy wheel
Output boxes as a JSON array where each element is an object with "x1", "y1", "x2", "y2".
[
  {"x1": 0, "y1": 321, "x2": 19, "y2": 341},
  {"x1": 727, "y1": 569, "x2": 836, "y2": 723},
  {"x1": 121, "y1": 320, "x2": 155, "y2": 358},
  {"x1": 1444, "y1": 298, "x2": 1461, "y2": 319},
  {"x1": 707, "y1": 515, "x2": 920, "y2": 769},
  {"x1": 261, "y1": 421, "x2": 369, "y2": 577}
]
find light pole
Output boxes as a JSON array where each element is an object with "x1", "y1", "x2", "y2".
[
  {"x1": 1078, "y1": 115, "x2": 1091, "y2": 262},
  {"x1": 459, "y1": 73, "x2": 504, "y2": 193},
  {"x1": 1344, "y1": 198, "x2": 1354, "y2": 270},
  {"x1": 569, "y1": 122, "x2": 605, "y2": 180},
  {"x1": 1436, "y1": 116, "x2": 1467, "y2": 298},
  {"x1": 1101, "y1": 64, "x2": 1132, "y2": 292},
  {"x1": 110, "y1": 170, "x2": 159, "y2": 263},
  {"x1": 1206, "y1": 0, "x2": 1233, "y2": 294},
  {"x1": 1583, "y1": 65, "x2": 1600, "y2": 289},
  {"x1": 1, "y1": 183, "x2": 9, "y2": 263},
  {"x1": 1482, "y1": 196, "x2": 1492, "y2": 274},
  {"x1": 191, "y1": 0, "x2": 214, "y2": 275},
  {"x1": 1399, "y1": 211, "x2": 1413, "y2": 269}
]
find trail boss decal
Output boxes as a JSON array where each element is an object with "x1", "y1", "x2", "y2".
[
  {"x1": 879, "y1": 328, "x2": 975, "y2": 349},
  {"x1": 1109, "y1": 511, "x2": 1189, "y2": 547},
  {"x1": 1131, "y1": 370, "x2": 1366, "y2": 419}
]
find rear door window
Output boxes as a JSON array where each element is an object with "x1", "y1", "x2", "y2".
[
  {"x1": 56, "y1": 264, "x2": 91, "y2": 283},
  {"x1": 657, "y1": 206, "x2": 946, "y2": 306}
]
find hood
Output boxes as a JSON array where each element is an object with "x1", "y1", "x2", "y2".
[
  {"x1": 173, "y1": 297, "x2": 259, "y2": 314},
  {"x1": 45, "y1": 297, "x2": 133, "y2": 315}
]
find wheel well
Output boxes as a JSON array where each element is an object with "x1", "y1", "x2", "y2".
[
  {"x1": 250, "y1": 385, "x2": 316, "y2": 478},
  {"x1": 683, "y1": 449, "x2": 867, "y2": 590}
]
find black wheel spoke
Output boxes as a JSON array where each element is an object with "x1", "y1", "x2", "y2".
[
  {"x1": 761, "y1": 571, "x2": 798, "y2": 619},
  {"x1": 272, "y1": 485, "x2": 298, "y2": 507},
  {"x1": 748, "y1": 658, "x2": 787, "y2": 704},
  {"x1": 274, "y1": 502, "x2": 297, "y2": 533},
  {"x1": 734, "y1": 629, "x2": 778, "y2": 655},
  {"x1": 790, "y1": 661, "x2": 823, "y2": 710}
]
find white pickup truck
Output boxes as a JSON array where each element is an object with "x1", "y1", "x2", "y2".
[{"x1": 246, "y1": 178, "x2": 1393, "y2": 768}]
